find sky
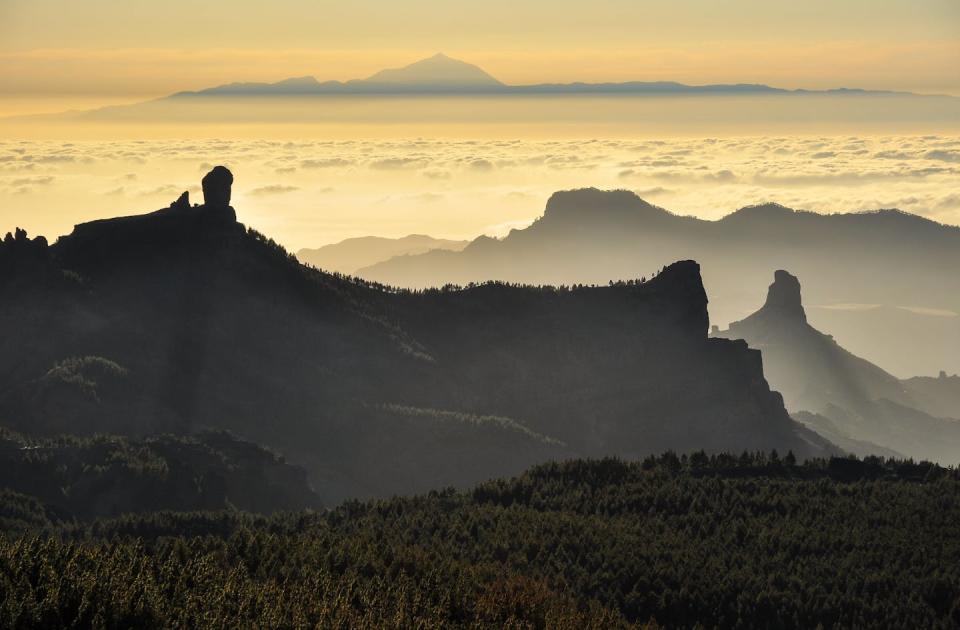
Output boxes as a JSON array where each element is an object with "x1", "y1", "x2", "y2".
[
  {"x1": 1, "y1": 0, "x2": 958, "y2": 112},
  {"x1": 0, "y1": 1, "x2": 958, "y2": 249}
]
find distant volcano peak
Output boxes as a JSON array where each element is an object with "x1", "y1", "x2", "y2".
[{"x1": 360, "y1": 53, "x2": 504, "y2": 86}]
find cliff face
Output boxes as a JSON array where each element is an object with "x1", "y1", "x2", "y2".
[
  {"x1": 0, "y1": 170, "x2": 835, "y2": 502},
  {"x1": 385, "y1": 260, "x2": 805, "y2": 456}
]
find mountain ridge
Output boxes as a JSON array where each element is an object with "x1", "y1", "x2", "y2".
[
  {"x1": 358, "y1": 188, "x2": 960, "y2": 377},
  {"x1": 0, "y1": 168, "x2": 838, "y2": 502}
]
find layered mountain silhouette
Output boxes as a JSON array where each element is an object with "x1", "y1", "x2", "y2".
[
  {"x1": 716, "y1": 270, "x2": 960, "y2": 462},
  {"x1": 297, "y1": 234, "x2": 468, "y2": 275},
  {"x1": 901, "y1": 372, "x2": 960, "y2": 419},
  {"x1": 0, "y1": 169, "x2": 836, "y2": 503},
  {"x1": 358, "y1": 188, "x2": 960, "y2": 377}
]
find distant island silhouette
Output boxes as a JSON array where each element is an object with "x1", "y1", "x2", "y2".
[
  {"x1": 167, "y1": 53, "x2": 929, "y2": 98},
  {"x1": 7, "y1": 52, "x2": 949, "y2": 123}
]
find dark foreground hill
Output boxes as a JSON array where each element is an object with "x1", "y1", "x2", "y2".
[
  {"x1": 2, "y1": 455, "x2": 958, "y2": 628},
  {"x1": 358, "y1": 188, "x2": 960, "y2": 377},
  {"x1": 0, "y1": 428, "x2": 321, "y2": 526},
  {"x1": 0, "y1": 168, "x2": 833, "y2": 503},
  {"x1": 717, "y1": 270, "x2": 960, "y2": 462}
]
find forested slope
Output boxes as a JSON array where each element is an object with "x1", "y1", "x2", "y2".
[{"x1": 2, "y1": 454, "x2": 957, "y2": 628}]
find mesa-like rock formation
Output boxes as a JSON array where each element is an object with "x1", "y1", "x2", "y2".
[{"x1": 55, "y1": 167, "x2": 240, "y2": 270}]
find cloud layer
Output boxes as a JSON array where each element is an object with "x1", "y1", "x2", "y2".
[{"x1": 1, "y1": 134, "x2": 957, "y2": 250}]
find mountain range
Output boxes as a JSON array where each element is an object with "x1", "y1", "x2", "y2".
[
  {"x1": 717, "y1": 270, "x2": 960, "y2": 463},
  {"x1": 355, "y1": 189, "x2": 960, "y2": 378},
  {"x1": 0, "y1": 168, "x2": 836, "y2": 505}
]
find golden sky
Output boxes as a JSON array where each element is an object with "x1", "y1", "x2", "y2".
[{"x1": 1, "y1": 0, "x2": 958, "y2": 107}]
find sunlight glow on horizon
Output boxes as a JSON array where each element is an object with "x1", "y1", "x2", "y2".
[{"x1": 1, "y1": 0, "x2": 958, "y2": 109}]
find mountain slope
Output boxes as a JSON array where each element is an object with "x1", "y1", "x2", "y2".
[
  {"x1": 0, "y1": 169, "x2": 836, "y2": 502},
  {"x1": 358, "y1": 189, "x2": 960, "y2": 377},
  {"x1": 715, "y1": 270, "x2": 960, "y2": 462},
  {"x1": 297, "y1": 234, "x2": 468, "y2": 275}
]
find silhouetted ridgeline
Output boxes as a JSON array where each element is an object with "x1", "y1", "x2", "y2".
[
  {"x1": 358, "y1": 187, "x2": 960, "y2": 377},
  {"x1": 1, "y1": 456, "x2": 958, "y2": 627},
  {"x1": 0, "y1": 168, "x2": 834, "y2": 504},
  {"x1": 155, "y1": 54, "x2": 921, "y2": 98}
]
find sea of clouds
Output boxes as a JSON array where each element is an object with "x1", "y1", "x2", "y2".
[{"x1": 1, "y1": 134, "x2": 958, "y2": 250}]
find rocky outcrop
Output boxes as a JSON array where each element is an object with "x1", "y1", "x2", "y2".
[
  {"x1": 0, "y1": 228, "x2": 52, "y2": 286},
  {"x1": 54, "y1": 168, "x2": 241, "y2": 272},
  {"x1": 201, "y1": 165, "x2": 233, "y2": 208},
  {"x1": 170, "y1": 190, "x2": 190, "y2": 211},
  {"x1": 762, "y1": 270, "x2": 806, "y2": 322},
  {"x1": 728, "y1": 270, "x2": 806, "y2": 335},
  {"x1": 1, "y1": 228, "x2": 48, "y2": 254},
  {"x1": 717, "y1": 270, "x2": 960, "y2": 462}
]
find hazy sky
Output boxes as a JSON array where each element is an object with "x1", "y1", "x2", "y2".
[{"x1": 1, "y1": 0, "x2": 958, "y2": 104}]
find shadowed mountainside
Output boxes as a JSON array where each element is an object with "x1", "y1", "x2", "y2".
[
  {"x1": 358, "y1": 188, "x2": 960, "y2": 377},
  {"x1": 716, "y1": 270, "x2": 960, "y2": 463},
  {"x1": 0, "y1": 169, "x2": 835, "y2": 503}
]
